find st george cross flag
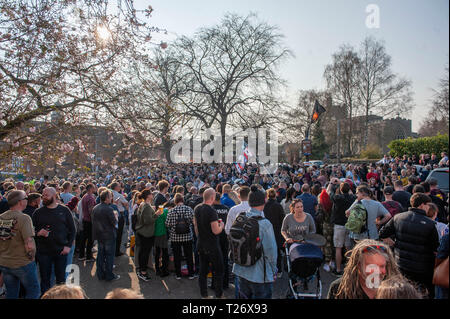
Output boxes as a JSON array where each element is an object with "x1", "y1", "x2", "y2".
[{"x1": 311, "y1": 100, "x2": 326, "y2": 123}]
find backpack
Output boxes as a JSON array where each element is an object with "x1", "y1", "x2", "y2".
[
  {"x1": 228, "y1": 212, "x2": 263, "y2": 266},
  {"x1": 174, "y1": 212, "x2": 190, "y2": 234},
  {"x1": 383, "y1": 201, "x2": 403, "y2": 217},
  {"x1": 345, "y1": 201, "x2": 368, "y2": 234}
]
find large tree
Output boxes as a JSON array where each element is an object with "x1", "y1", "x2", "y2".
[
  {"x1": 175, "y1": 13, "x2": 291, "y2": 154},
  {"x1": 356, "y1": 36, "x2": 413, "y2": 146},
  {"x1": 280, "y1": 89, "x2": 330, "y2": 143},
  {"x1": 418, "y1": 65, "x2": 449, "y2": 137},
  {"x1": 324, "y1": 44, "x2": 360, "y2": 155},
  {"x1": 0, "y1": 0, "x2": 161, "y2": 165},
  {"x1": 127, "y1": 48, "x2": 192, "y2": 163}
]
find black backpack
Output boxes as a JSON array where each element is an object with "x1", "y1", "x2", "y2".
[
  {"x1": 228, "y1": 212, "x2": 263, "y2": 266},
  {"x1": 174, "y1": 212, "x2": 190, "y2": 234}
]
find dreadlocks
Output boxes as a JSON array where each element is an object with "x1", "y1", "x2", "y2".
[{"x1": 335, "y1": 239, "x2": 401, "y2": 299}]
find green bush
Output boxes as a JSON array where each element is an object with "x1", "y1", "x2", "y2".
[
  {"x1": 388, "y1": 134, "x2": 449, "y2": 157},
  {"x1": 360, "y1": 144, "x2": 383, "y2": 159}
]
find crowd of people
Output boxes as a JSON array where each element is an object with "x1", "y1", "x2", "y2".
[{"x1": 0, "y1": 151, "x2": 448, "y2": 299}]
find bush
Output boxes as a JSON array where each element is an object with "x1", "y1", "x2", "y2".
[
  {"x1": 388, "y1": 134, "x2": 449, "y2": 158},
  {"x1": 360, "y1": 145, "x2": 383, "y2": 159}
]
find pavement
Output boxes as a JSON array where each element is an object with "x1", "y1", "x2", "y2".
[{"x1": 72, "y1": 247, "x2": 339, "y2": 299}]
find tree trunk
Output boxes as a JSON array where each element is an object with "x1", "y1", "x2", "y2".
[
  {"x1": 163, "y1": 137, "x2": 173, "y2": 164},
  {"x1": 364, "y1": 103, "x2": 369, "y2": 150},
  {"x1": 220, "y1": 116, "x2": 227, "y2": 163}
]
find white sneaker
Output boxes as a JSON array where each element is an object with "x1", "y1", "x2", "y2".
[{"x1": 323, "y1": 264, "x2": 331, "y2": 272}]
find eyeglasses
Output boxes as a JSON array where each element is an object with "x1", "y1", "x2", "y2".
[{"x1": 362, "y1": 245, "x2": 388, "y2": 254}]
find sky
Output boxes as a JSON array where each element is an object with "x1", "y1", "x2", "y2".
[{"x1": 136, "y1": 0, "x2": 449, "y2": 132}]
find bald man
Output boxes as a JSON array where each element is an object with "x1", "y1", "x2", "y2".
[
  {"x1": 32, "y1": 187, "x2": 76, "y2": 295},
  {"x1": 193, "y1": 188, "x2": 225, "y2": 299}
]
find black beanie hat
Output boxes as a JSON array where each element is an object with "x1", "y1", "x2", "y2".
[{"x1": 248, "y1": 185, "x2": 266, "y2": 207}]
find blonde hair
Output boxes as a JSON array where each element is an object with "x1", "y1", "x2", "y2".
[
  {"x1": 376, "y1": 275, "x2": 423, "y2": 299},
  {"x1": 105, "y1": 288, "x2": 144, "y2": 299},
  {"x1": 41, "y1": 285, "x2": 87, "y2": 299},
  {"x1": 97, "y1": 187, "x2": 108, "y2": 196},
  {"x1": 228, "y1": 191, "x2": 241, "y2": 205},
  {"x1": 335, "y1": 239, "x2": 401, "y2": 299},
  {"x1": 267, "y1": 188, "x2": 277, "y2": 199}
]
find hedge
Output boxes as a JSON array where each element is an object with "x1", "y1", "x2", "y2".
[{"x1": 388, "y1": 134, "x2": 449, "y2": 157}]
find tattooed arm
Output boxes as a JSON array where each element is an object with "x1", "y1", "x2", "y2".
[{"x1": 24, "y1": 237, "x2": 36, "y2": 261}]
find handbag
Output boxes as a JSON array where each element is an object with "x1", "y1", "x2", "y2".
[{"x1": 432, "y1": 257, "x2": 449, "y2": 288}]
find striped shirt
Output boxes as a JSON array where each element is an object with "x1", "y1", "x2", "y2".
[{"x1": 165, "y1": 204, "x2": 194, "y2": 242}]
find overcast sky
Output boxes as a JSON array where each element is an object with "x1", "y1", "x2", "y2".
[{"x1": 137, "y1": 0, "x2": 449, "y2": 132}]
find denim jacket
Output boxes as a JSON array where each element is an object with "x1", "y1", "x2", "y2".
[{"x1": 232, "y1": 208, "x2": 278, "y2": 283}]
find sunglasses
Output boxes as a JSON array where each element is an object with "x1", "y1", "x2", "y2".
[{"x1": 362, "y1": 245, "x2": 387, "y2": 254}]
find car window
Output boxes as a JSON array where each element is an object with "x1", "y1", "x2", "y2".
[{"x1": 429, "y1": 171, "x2": 449, "y2": 191}]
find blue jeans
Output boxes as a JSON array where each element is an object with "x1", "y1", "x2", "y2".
[
  {"x1": 0, "y1": 262, "x2": 41, "y2": 299},
  {"x1": 96, "y1": 238, "x2": 116, "y2": 281},
  {"x1": 36, "y1": 253, "x2": 67, "y2": 295},
  {"x1": 435, "y1": 286, "x2": 449, "y2": 299},
  {"x1": 65, "y1": 244, "x2": 76, "y2": 280},
  {"x1": 238, "y1": 276, "x2": 273, "y2": 299}
]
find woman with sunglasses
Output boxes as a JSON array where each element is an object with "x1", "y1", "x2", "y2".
[{"x1": 328, "y1": 239, "x2": 404, "y2": 299}]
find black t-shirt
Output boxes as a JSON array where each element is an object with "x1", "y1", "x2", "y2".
[
  {"x1": 154, "y1": 193, "x2": 168, "y2": 209},
  {"x1": 212, "y1": 204, "x2": 229, "y2": 245},
  {"x1": 194, "y1": 204, "x2": 220, "y2": 252},
  {"x1": 392, "y1": 190, "x2": 411, "y2": 209},
  {"x1": 22, "y1": 205, "x2": 36, "y2": 219},
  {"x1": 32, "y1": 204, "x2": 76, "y2": 255},
  {"x1": 331, "y1": 193, "x2": 356, "y2": 226}
]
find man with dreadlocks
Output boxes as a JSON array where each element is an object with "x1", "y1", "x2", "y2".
[{"x1": 327, "y1": 239, "x2": 404, "y2": 299}]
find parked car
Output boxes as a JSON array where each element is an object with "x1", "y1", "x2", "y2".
[{"x1": 425, "y1": 168, "x2": 449, "y2": 194}]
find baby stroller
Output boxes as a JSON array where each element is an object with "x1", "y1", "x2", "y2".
[{"x1": 284, "y1": 234, "x2": 325, "y2": 299}]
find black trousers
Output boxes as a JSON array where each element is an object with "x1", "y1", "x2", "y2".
[
  {"x1": 172, "y1": 241, "x2": 194, "y2": 277},
  {"x1": 212, "y1": 237, "x2": 229, "y2": 289},
  {"x1": 137, "y1": 234, "x2": 154, "y2": 273},
  {"x1": 79, "y1": 221, "x2": 93, "y2": 259},
  {"x1": 198, "y1": 247, "x2": 224, "y2": 298}
]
